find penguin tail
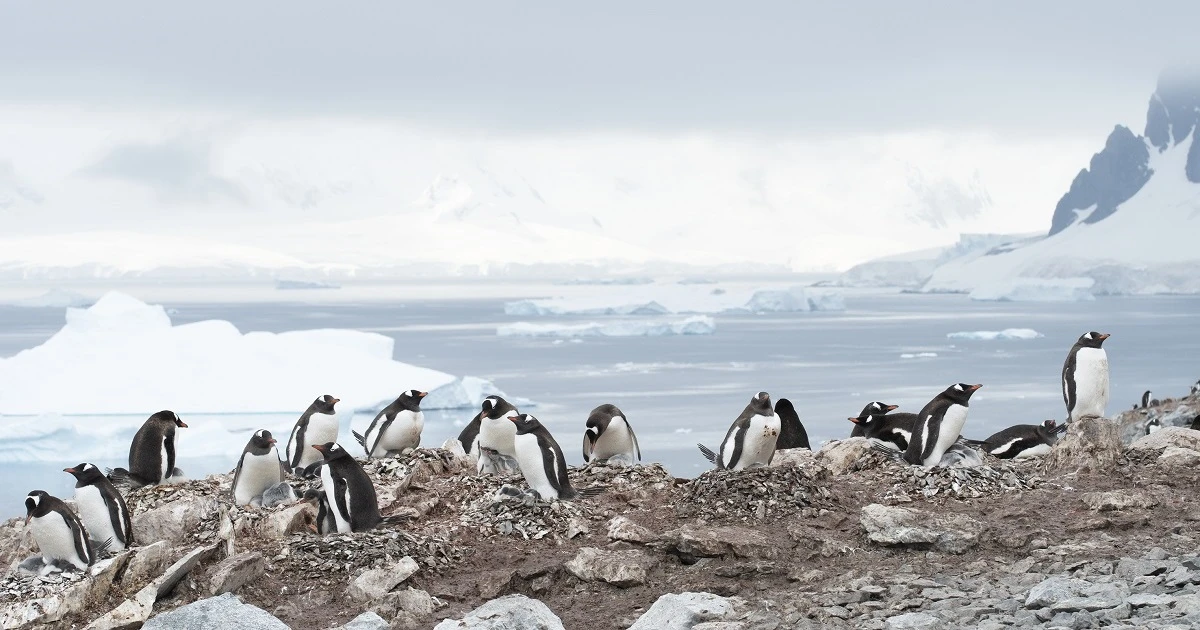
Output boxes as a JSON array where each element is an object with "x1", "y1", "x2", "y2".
[
  {"x1": 352, "y1": 430, "x2": 367, "y2": 450},
  {"x1": 92, "y1": 536, "x2": 115, "y2": 557},
  {"x1": 1050, "y1": 423, "x2": 1069, "y2": 436},
  {"x1": 869, "y1": 440, "x2": 906, "y2": 463},
  {"x1": 106, "y1": 468, "x2": 147, "y2": 491},
  {"x1": 960, "y1": 438, "x2": 988, "y2": 448},
  {"x1": 574, "y1": 485, "x2": 606, "y2": 501},
  {"x1": 697, "y1": 443, "x2": 718, "y2": 465}
]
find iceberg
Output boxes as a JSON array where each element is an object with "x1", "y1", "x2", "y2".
[
  {"x1": 497, "y1": 316, "x2": 716, "y2": 338},
  {"x1": 968, "y1": 278, "x2": 1096, "y2": 302},
  {"x1": 0, "y1": 292, "x2": 503, "y2": 415},
  {"x1": 11, "y1": 289, "x2": 94, "y2": 308},
  {"x1": 503, "y1": 285, "x2": 844, "y2": 316},
  {"x1": 946, "y1": 328, "x2": 1044, "y2": 341},
  {"x1": 900, "y1": 352, "x2": 938, "y2": 359}
]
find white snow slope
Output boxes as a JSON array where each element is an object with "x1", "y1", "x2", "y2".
[
  {"x1": 498, "y1": 316, "x2": 716, "y2": 338},
  {"x1": 505, "y1": 285, "x2": 845, "y2": 316}
]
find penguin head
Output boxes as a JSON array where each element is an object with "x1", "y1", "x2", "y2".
[
  {"x1": 943, "y1": 383, "x2": 983, "y2": 405},
  {"x1": 1077, "y1": 331, "x2": 1111, "y2": 348},
  {"x1": 63, "y1": 463, "x2": 103, "y2": 483},
  {"x1": 859, "y1": 401, "x2": 899, "y2": 417},
  {"x1": 311, "y1": 441, "x2": 349, "y2": 461},
  {"x1": 399, "y1": 389, "x2": 427, "y2": 411},
  {"x1": 848, "y1": 413, "x2": 882, "y2": 428},
  {"x1": 481, "y1": 395, "x2": 513, "y2": 420},
  {"x1": 507, "y1": 413, "x2": 543, "y2": 435},
  {"x1": 150, "y1": 410, "x2": 187, "y2": 428},
  {"x1": 749, "y1": 391, "x2": 773, "y2": 415},
  {"x1": 249, "y1": 429, "x2": 277, "y2": 452},
  {"x1": 313, "y1": 395, "x2": 340, "y2": 414},
  {"x1": 24, "y1": 491, "x2": 50, "y2": 525}
]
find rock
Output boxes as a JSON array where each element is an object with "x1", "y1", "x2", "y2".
[
  {"x1": 208, "y1": 552, "x2": 265, "y2": 595},
  {"x1": 1129, "y1": 426, "x2": 1200, "y2": 451},
  {"x1": 607, "y1": 516, "x2": 654, "y2": 543},
  {"x1": 1051, "y1": 583, "x2": 1128, "y2": 612},
  {"x1": 627, "y1": 592, "x2": 736, "y2": 630},
  {"x1": 1025, "y1": 577, "x2": 1092, "y2": 608},
  {"x1": 432, "y1": 594, "x2": 564, "y2": 630},
  {"x1": 0, "y1": 517, "x2": 36, "y2": 572},
  {"x1": 1116, "y1": 557, "x2": 1172, "y2": 579},
  {"x1": 885, "y1": 612, "x2": 943, "y2": 629},
  {"x1": 564, "y1": 547, "x2": 655, "y2": 587},
  {"x1": 1081, "y1": 490, "x2": 1159, "y2": 511},
  {"x1": 654, "y1": 525, "x2": 776, "y2": 559},
  {"x1": 133, "y1": 495, "x2": 219, "y2": 546},
  {"x1": 770, "y1": 448, "x2": 816, "y2": 468},
  {"x1": 142, "y1": 593, "x2": 288, "y2": 630},
  {"x1": 1041, "y1": 415, "x2": 1121, "y2": 473},
  {"x1": 122, "y1": 541, "x2": 175, "y2": 588},
  {"x1": 1127, "y1": 593, "x2": 1175, "y2": 607},
  {"x1": 1159, "y1": 447, "x2": 1200, "y2": 467},
  {"x1": 263, "y1": 501, "x2": 317, "y2": 538},
  {"x1": 85, "y1": 584, "x2": 158, "y2": 630},
  {"x1": 815, "y1": 437, "x2": 878, "y2": 475},
  {"x1": 338, "y1": 611, "x2": 389, "y2": 630},
  {"x1": 157, "y1": 544, "x2": 220, "y2": 600},
  {"x1": 349, "y1": 556, "x2": 420, "y2": 601},
  {"x1": 384, "y1": 587, "x2": 437, "y2": 617},
  {"x1": 860, "y1": 504, "x2": 984, "y2": 554},
  {"x1": 2, "y1": 552, "x2": 131, "y2": 628}
]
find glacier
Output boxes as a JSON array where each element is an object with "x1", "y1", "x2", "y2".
[
  {"x1": 946, "y1": 328, "x2": 1044, "y2": 341},
  {"x1": 497, "y1": 316, "x2": 716, "y2": 338},
  {"x1": 504, "y1": 285, "x2": 844, "y2": 316},
  {"x1": 968, "y1": 278, "x2": 1096, "y2": 303}
]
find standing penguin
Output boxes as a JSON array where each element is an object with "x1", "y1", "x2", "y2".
[
  {"x1": 354, "y1": 390, "x2": 426, "y2": 458},
  {"x1": 311, "y1": 442, "x2": 382, "y2": 533},
  {"x1": 697, "y1": 392, "x2": 782, "y2": 470},
  {"x1": 64, "y1": 464, "x2": 133, "y2": 553},
  {"x1": 848, "y1": 404, "x2": 918, "y2": 452},
  {"x1": 457, "y1": 395, "x2": 520, "y2": 474},
  {"x1": 1062, "y1": 332, "x2": 1110, "y2": 422},
  {"x1": 510, "y1": 414, "x2": 594, "y2": 501},
  {"x1": 903, "y1": 383, "x2": 982, "y2": 467},
  {"x1": 582, "y1": 404, "x2": 641, "y2": 465},
  {"x1": 964, "y1": 419, "x2": 1066, "y2": 459},
  {"x1": 286, "y1": 395, "x2": 340, "y2": 475},
  {"x1": 774, "y1": 398, "x2": 811, "y2": 450},
  {"x1": 231, "y1": 430, "x2": 286, "y2": 506},
  {"x1": 1140, "y1": 390, "x2": 1158, "y2": 409},
  {"x1": 24, "y1": 491, "x2": 96, "y2": 571},
  {"x1": 110, "y1": 410, "x2": 188, "y2": 489}
]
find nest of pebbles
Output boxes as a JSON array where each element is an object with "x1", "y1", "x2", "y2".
[
  {"x1": 122, "y1": 477, "x2": 225, "y2": 513},
  {"x1": 280, "y1": 528, "x2": 460, "y2": 578},
  {"x1": 876, "y1": 459, "x2": 1040, "y2": 502},
  {"x1": 0, "y1": 570, "x2": 85, "y2": 604},
  {"x1": 679, "y1": 463, "x2": 833, "y2": 520}
]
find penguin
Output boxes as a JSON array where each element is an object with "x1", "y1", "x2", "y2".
[
  {"x1": 1146, "y1": 416, "x2": 1162, "y2": 435},
  {"x1": 697, "y1": 392, "x2": 781, "y2": 470},
  {"x1": 936, "y1": 442, "x2": 984, "y2": 468},
  {"x1": 457, "y1": 395, "x2": 520, "y2": 474},
  {"x1": 311, "y1": 442, "x2": 382, "y2": 533},
  {"x1": 903, "y1": 383, "x2": 982, "y2": 467},
  {"x1": 582, "y1": 404, "x2": 641, "y2": 465},
  {"x1": 848, "y1": 404, "x2": 919, "y2": 452},
  {"x1": 231, "y1": 429, "x2": 286, "y2": 506},
  {"x1": 109, "y1": 410, "x2": 188, "y2": 489},
  {"x1": 64, "y1": 463, "x2": 133, "y2": 553},
  {"x1": 774, "y1": 398, "x2": 810, "y2": 450},
  {"x1": 1190, "y1": 414, "x2": 1200, "y2": 431},
  {"x1": 285, "y1": 395, "x2": 340, "y2": 475},
  {"x1": 354, "y1": 390, "x2": 426, "y2": 458},
  {"x1": 24, "y1": 491, "x2": 96, "y2": 571},
  {"x1": 1192, "y1": 379, "x2": 1200, "y2": 397},
  {"x1": 510, "y1": 413, "x2": 595, "y2": 501},
  {"x1": 1062, "y1": 332, "x2": 1110, "y2": 422},
  {"x1": 1141, "y1": 390, "x2": 1158, "y2": 409},
  {"x1": 963, "y1": 419, "x2": 1066, "y2": 459}
]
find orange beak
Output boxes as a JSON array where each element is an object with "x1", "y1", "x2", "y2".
[
  {"x1": 418, "y1": 392, "x2": 427, "y2": 398},
  {"x1": 63, "y1": 467, "x2": 76, "y2": 474},
  {"x1": 178, "y1": 421, "x2": 189, "y2": 428},
  {"x1": 311, "y1": 444, "x2": 326, "y2": 453},
  {"x1": 268, "y1": 438, "x2": 277, "y2": 446},
  {"x1": 968, "y1": 384, "x2": 983, "y2": 391},
  {"x1": 885, "y1": 405, "x2": 899, "y2": 412},
  {"x1": 847, "y1": 417, "x2": 861, "y2": 424},
  {"x1": 1098, "y1": 333, "x2": 1111, "y2": 340},
  {"x1": 332, "y1": 398, "x2": 341, "y2": 404},
  {"x1": 508, "y1": 415, "x2": 519, "y2": 423}
]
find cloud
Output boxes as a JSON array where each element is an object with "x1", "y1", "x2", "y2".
[
  {"x1": 0, "y1": 160, "x2": 44, "y2": 209},
  {"x1": 83, "y1": 137, "x2": 245, "y2": 204}
]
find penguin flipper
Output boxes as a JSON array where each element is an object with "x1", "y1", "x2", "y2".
[
  {"x1": 697, "y1": 443, "x2": 718, "y2": 465},
  {"x1": 582, "y1": 432, "x2": 595, "y2": 463},
  {"x1": 774, "y1": 398, "x2": 810, "y2": 450}
]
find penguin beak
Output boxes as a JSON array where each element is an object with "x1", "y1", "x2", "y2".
[
  {"x1": 1097, "y1": 333, "x2": 1110, "y2": 340},
  {"x1": 507, "y1": 415, "x2": 519, "y2": 423},
  {"x1": 847, "y1": 417, "x2": 861, "y2": 424},
  {"x1": 178, "y1": 421, "x2": 189, "y2": 428},
  {"x1": 418, "y1": 392, "x2": 427, "y2": 398},
  {"x1": 968, "y1": 384, "x2": 983, "y2": 391},
  {"x1": 885, "y1": 405, "x2": 899, "y2": 412},
  {"x1": 24, "y1": 514, "x2": 31, "y2": 526},
  {"x1": 311, "y1": 444, "x2": 325, "y2": 453},
  {"x1": 63, "y1": 467, "x2": 76, "y2": 474},
  {"x1": 268, "y1": 438, "x2": 277, "y2": 446},
  {"x1": 331, "y1": 398, "x2": 341, "y2": 405}
]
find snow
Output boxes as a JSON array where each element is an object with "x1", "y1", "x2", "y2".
[
  {"x1": 968, "y1": 278, "x2": 1096, "y2": 302},
  {"x1": 497, "y1": 316, "x2": 716, "y2": 338},
  {"x1": 947, "y1": 328, "x2": 1044, "y2": 341},
  {"x1": 0, "y1": 292, "x2": 504, "y2": 415},
  {"x1": 10, "y1": 289, "x2": 94, "y2": 308},
  {"x1": 836, "y1": 233, "x2": 1039, "y2": 289},
  {"x1": 504, "y1": 285, "x2": 844, "y2": 316}
]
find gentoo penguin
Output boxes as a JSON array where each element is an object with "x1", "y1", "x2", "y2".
[
  {"x1": 64, "y1": 463, "x2": 133, "y2": 553},
  {"x1": 1141, "y1": 390, "x2": 1158, "y2": 409},
  {"x1": 354, "y1": 390, "x2": 426, "y2": 458},
  {"x1": 1190, "y1": 414, "x2": 1200, "y2": 431},
  {"x1": 964, "y1": 419, "x2": 1066, "y2": 459},
  {"x1": 848, "y1": 404, "x2": 919, "y2": 452},
  {"x1": 300, "y1": 488, "x2": 337, "y2": 535},
  {"x1": 697, "y1": 392, "x2": 781, "y2": 470},
  {"x1": 1062, "y1": 332, "x2": 1110, "y2": 422},
  {"x1": 582, "y1": 404, "x2": 641, "y2": 465},
  {"x1": 903, "y1": 383, "x2": 982, "y2": 467},
  {"x1": 24, "y1": 491, "x2": 96, "y2": 571},
  {"x1": 311, "y1": 442, "x2": 382, "y2": 533},
  {"x1": 231, "y1": 429, "x2": 286, "y2": 506},
  {"x1": 1145, "y1": 416, "x2": 1162, "y2": 435},
  {"x1": 1192, "y1": 379, "x2": 1200, "y2": 397},
  {"x1": 457, "y1": 395, "x2": 520, "y2": 474},
  {"x1": 774, "y1": 398, "x2": 810, "y2": 450},
  {"x1": 110, "y1": 410, "x2": 188, "y2": 488},
  {"x1": 286, "y1": 395, "x2": 340, "y2": 475},
  {"x1": 510, "y1": 414, "x2": 595, "y2": 501}
]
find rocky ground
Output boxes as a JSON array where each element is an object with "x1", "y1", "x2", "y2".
[{"x1": 3, "y1": 392, "x2": 1200, "y2": 629}]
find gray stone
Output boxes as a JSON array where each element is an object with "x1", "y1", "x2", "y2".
[
  {"x1": 1042, "y1": 414, "x2": 1122, "y2": 473},
  {"x1": 1082, "y1": 490, "x2": 1159, "y2": 511},
  {"x1": 1130, "y1": 426, "x2": 1200, "y2": 451},
  {"x1": 133, "y1": 495, "x2": 220, "y2": 546},
  {"x1": 338, "y1": 611, "x2": 389, "y2": 630},
  {"x1": 860, "y1": 504, "x2": 984, "y2": 554},
  {"x1": 433, "y1": 594, "x2": 564, "y2": 630},
  {"x1": 1172, "y1": 593, "x2": 1200, "y2": 614},
  {"x1": 208, "y1": 552, "x2": 265, "y2": 595},
  {"x1": 815, "y1": 437, "x2": 877, "y2": 475},
  {"x1": 607, "y1": 516, "x2": 654, "y2": 543},
  {"x1": 1117, "y1": 557, "x2": 1171, "y2": 580},
  {"x1": 654, "y1": 525, "x2": 775, "y2": 559},
  {"x1": 1128, "y1": 593, "x2": 1176, "y2": 607},
  {"x1": 349, "y1": 556, "x2": 419, "y2": 601},
  {"x1": 884, "y1": 612, "x2": 943, "y2": 629},
  {"x1": 389, "y1": 587, "x2": 436, "y2": 616},
  {"x1": 564, "y1": 547, "x2": 654, "y2": 587},
  {"x1": 1025, "y1": 577, "x2": 1093, "y2": 608},
  {"x1": 770, "y1": 448, "x2": 816, "y2": 468},
  {"x1": 122, "y1": 541, "x2": 175, "y2": 588},
  {"x1": 143, "y1": 593, "x2": 288, "y2": 629},
  {"x1": 156, "y1": 544, "x2": 220, "y2": 600},
  {"x1": 627, "y1": 592, "x2": 735, "y2": 630}
]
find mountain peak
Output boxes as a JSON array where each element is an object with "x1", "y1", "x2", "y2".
[{"x1": 1145, "y1": 67, "x2": 1200, "y2": 152}]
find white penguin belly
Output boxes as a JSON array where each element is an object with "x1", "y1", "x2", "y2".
[
  {"x1": 235, "y1": 452, "x2": 283, "y2": 505},
  {"x1": 591, "y1": 418, "x2": 636, "y2": 461},
  {"x1": 320, "y1": 465, "x2": 352, "y2": 534},
  {"x1": 924, "y1": 405, "x2": 968, "y2": 467},
  {"x1": 74, "y1": 485, "x2": 120, "y2": 551},
  {"x1": 478, "y1": 417, "x2": 517, "y2": 457},
  {"x1": 725, "y1": 414, "x2": 781, "y2": 470},
  {"x1": 1013, "y1": 442, "x2": 1051, "y2": 459},
  {"x1": 1072, "y1": 348, "x2": 1110, "y2": 419},
  {"x1": 31, "y1": 513, "x2": 87, "y2": 569},
  {"x1": 295, "y1": 413, "x2": 340, "y2": 469},
  {"x1": 160, "y1": 437, "x2": 170, "y2": 482},
  {"x1": 369, "y1": 411, "x2": 424, "y2": 457},
  {"x1": 514, "y1": 433, "x2": 560, "y2": 500}
]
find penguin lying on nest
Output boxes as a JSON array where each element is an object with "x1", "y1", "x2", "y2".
[
  {"x1": 869, "y1": 383, "x2": 982, "y2": 468},
  {"x1": 962, "y1": 420, "x2": 1067, "y2": 459}
]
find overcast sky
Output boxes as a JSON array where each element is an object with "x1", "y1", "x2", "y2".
[{"x1": 1, "y1": 1, "x2": 1194, "y2": 136}]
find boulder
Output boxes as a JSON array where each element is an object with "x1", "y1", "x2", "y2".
[
  {"x1": 1041, "y1": 415, "x2": 1121, "y2": 473},
  {"x1": 156, "y1": 544, "x2": 220, "y2": 600},
  {"x1": 814, "y1": 438, "x2": 878, "y2": 475},
  {"x1": 886, "y1": 612, "x2": 944, "y2": 629},
  {"x1": 1081, "y1": 490, "x2": 1159, "y2": 512},
  {"x1": 1129, "y1": 426, "x2": 1200, "y2": 452},
  {"x1": 654, "y1": 525, "x2": 776, "y2": 559},
  {"x1": 142, "y1": 593, "x2": 288, "y2": 630},
  {"x1": 208, "y1": 552, "x2": 266, "y2": 595},
  {"x1": 133, "y1": 495, "x2": 219, "y2": 546},
  {"x1": 607, "y1": 516, "x2": 653, "y2": 544},
  {"x1": 860, "y1": 504, "x2": 984, "y2": 554},
  {"x1": 2, "y1": 552, "x2": 130, "y2": 629},
  {"x1": 627, "y1": 592, "x2": 737, "y2": 630},
  {"x1": 389, "y1": 587, "x2": 437, "y2": 616},
  {"x1": 122, "y1": 541, "x2": 176, "y2": 589},
  {"x1": 432, "y1": 594, "x2": 564, "y2": 630},
  {"x1": 1159, "y1": 447, "x2": 1200, "y2": 467},
  {"x1": 564, "y1": 547, "x2": 655, "y2": 587},
  {"x1": 770, "y1": 448, "x2": 816, "y2": 468},
  {"x1": 0, "y1": 517, "x2": 36, "y2": 572},
  {"x1": 338, "y1": 611, "x2": 389, "y2": 630},
  {"x1": 348, "y1": 556, "x2": 420, "y2": 601}
]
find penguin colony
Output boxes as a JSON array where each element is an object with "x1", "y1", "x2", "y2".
[{"x1": 10, "y1": 329, "x2": 1152, "y2": 575}]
